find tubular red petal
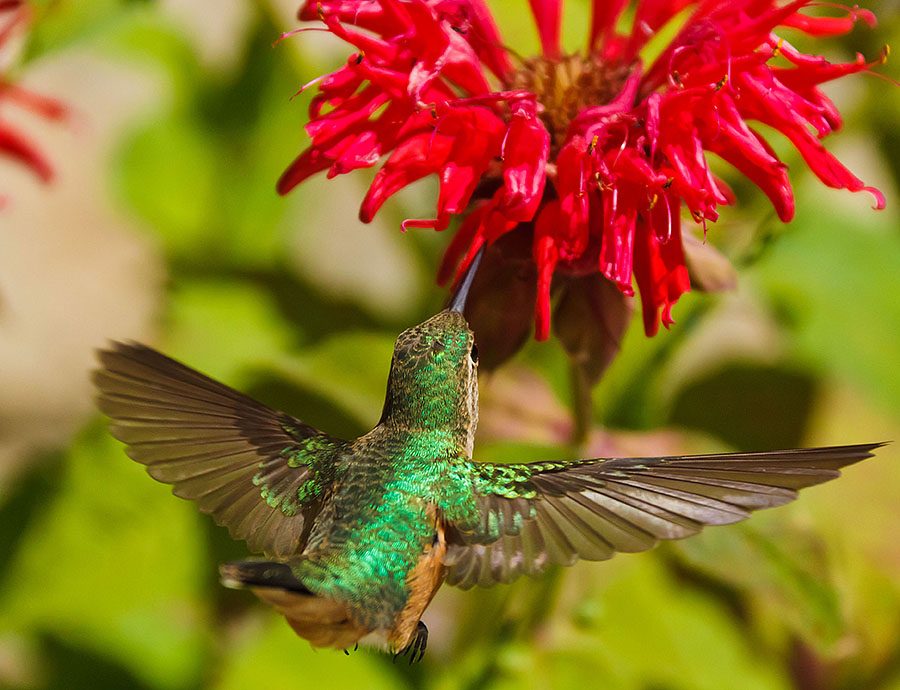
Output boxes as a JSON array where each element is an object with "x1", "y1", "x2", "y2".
[
  {"x1": 633, "y1": 200, "x2": 690, "y2": 336},
  {"x1": 431, "y1": 106, "x2": 505, "y2": 218},
  {"x1": 623, "y1": 0, "x2": 695, "y2": 62},
  {"x1": 455, "y1": 0, "x2": 515, "y2": 78},
  {"x1": 0, "y1": 125, "x2": 53, "y2": 181},
  {"x1": 773, "y1": 53, "x2": 872, "y2": 91},
  {"x1": 298, "y1": 1, "x2": 403, "y2": 33},
  {"x1": 528, "y1": 0, "x2": 562, "y2": 59},
  {"x1": 359, "y1": 133, "x2": 454, "y2": 222},
  {"x1": 438, "y1": 201, "x2": 491, "y2": 285},
  {"x1": 306, "y1": 90, "x2": 391, "y2": 151},
  {"x1": 330, "y1": 131, "x2": 384, "y2": 175},
  {"x1": 708, "y1": 130, "x2": 795, "y2": 222},
  {"x1": 403, "y1": 3, "x2": 493, "y2": 100},
  {"x1": 599, "y1": 184, "x2": 637, "y2": 292},
  {"x1": 401, "y1": 213, "x2": 450, "y2": 231},
  {"x1": 610, "y1": 149, "x2": 668, "y2": 187},
  {"x1": 483, "y1": 211, "x2": 512, "y2": 244},
  {"x1": 1, "y1": 4, "x2": 63, "y2": 186},
  {"x1": 555, "y1": 136, "x2": 592, "y2": 259},
  {"x1": 1, "y1": 83, "x2": 68, "y2": 120},
  {"x1": 782, "y1": 7, "x2": 876, "y2": 36},
  {"x1": 499, "y1": 102, "x2": 550, "y2": 221},
  {"x1": 732, "y1": 68, "x2": 881, "y2": 204},
  {"x1": 533, "y1": 206, "x2": 561, "y2": 340},
  {"x1": 589, "y1": 0, "x2": 628, "y2": 54},
  {"x1": 277, "y1": 147, "x2": 335, "y2": 195}
]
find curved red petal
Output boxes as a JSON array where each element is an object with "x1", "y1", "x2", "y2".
[
  {"x1": 633, "y1": 199, "x2": 690, "y2": 337},
  {"x1": 359, "y1": 133, "x2": 454, "y2": 222},
  {"x1": 528, "y1": 0, "x2": 561, "y2": 59},
  {"x1": 533, "y1": 204, "x2": 561, "y2": 341},
  {"x1": 589, "y1": 0, "x2": 628, "y2": 54},
  {"x1": 438, "y1": 201, "x2": 491, "y2": 285},
  {"x1": 0, "y1": 125, "x2": 53, "y2": 182},
  {"x1": 499, "y1": 102, "x2": 549, "y2": 221},
  {"x1": 782, "y1": 7, "x2": 876, "y2": 36}
]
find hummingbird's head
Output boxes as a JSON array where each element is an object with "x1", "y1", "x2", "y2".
[{"x1": 379, "y1": 310, "x2": 479, "y2": 451}]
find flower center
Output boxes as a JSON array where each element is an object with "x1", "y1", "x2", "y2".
[{"x1": 507, "y1": 54, "x2": 631, "y2": 151}]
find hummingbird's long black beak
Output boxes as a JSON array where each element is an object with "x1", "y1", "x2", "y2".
[{"x1": 448, "y1": 245, "x2": 485, "y2": 313}]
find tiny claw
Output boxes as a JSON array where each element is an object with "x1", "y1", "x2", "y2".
[
  {"x1": 393, "y1": 621, "x2": 428, "y2": 664},
  {"x1": 411, "y1": 621, "x2": 428, "y2": 664}
]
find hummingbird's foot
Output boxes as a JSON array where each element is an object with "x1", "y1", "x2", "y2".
[
  {"x1": 342, "y1": 643, "x2": 360, "y2": 656},
  {"x1": 393, "y1": 622, "x2": 428, "y2": 665}
]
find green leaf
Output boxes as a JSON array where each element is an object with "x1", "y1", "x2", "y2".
[
  {"x1": 673, "y1": 521, "x2": 846, "y2": 648},
  {"x1": 473, "y1": 440, "x2": 567, "y2": 465},
  {"x1": 0, "y1": 424, "x2": 209, "y2": 690},
  {"x1": 213, "y1": 615, "x2": 400, "y2": 690},
  {"x1": 24, "y1": 1, "x2": 144, "y2": 62},
  {"x1": 751, "y1": 191, "x2": 900, "y2": 416},
  {"x1": 575, "y1": 556, "x2": 791, "y2": 690},
  {"x1": 164, "y1": 279, "x2": 300, "y2": 382},
  {"x1": 96, "y1": 13, "x2": 203, "y2": 108},
  {"x1": 163, "y1": 280, "x2": 396, "y2": 436},
  {"x1": 269, "y1": 331, "x2": 397, "y2": 431},
  {"x1": 116, "y1": 115, "x2": 220, "y2": 256},
  {"x1": 667, "y1": 363, "x2": 817, "y2": 450}
]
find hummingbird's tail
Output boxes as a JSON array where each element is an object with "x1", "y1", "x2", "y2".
[
  {"x1": 219, "y1": 560, "x2": 311, "y2": 594},
  {"x1": 220, "y1": 560, "x2": 370, "y2": 650}
]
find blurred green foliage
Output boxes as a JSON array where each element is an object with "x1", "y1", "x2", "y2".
[{"x1": 2, "y1": 1, "x2": 900, "y2": 689}]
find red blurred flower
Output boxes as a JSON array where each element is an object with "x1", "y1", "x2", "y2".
[
  {"x1": 1, "y1": 1, "x2": 65, "y2": 189},
  {"x1": 280, "y1": 0, "x2": 884, "y2": 340}
]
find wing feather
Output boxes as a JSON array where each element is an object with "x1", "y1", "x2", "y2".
[
  {"x1": 94, "y1": 341, "x2": 344, "y2": 558},
  {"x1": 445, "y1": 443, "x2": 883, "y2": 588}
]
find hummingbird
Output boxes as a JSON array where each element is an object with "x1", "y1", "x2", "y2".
[{"x1": 93, "y1": 254, "x2": 882, "y2": 662}]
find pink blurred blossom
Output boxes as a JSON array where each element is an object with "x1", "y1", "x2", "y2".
[{"x1": 1, "y1": 1, "x2": 66, "y2": 189}]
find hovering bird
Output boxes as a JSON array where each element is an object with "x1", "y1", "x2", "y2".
[{"x1": 93, "y1": 255, "x2": 881, "y2": 662}]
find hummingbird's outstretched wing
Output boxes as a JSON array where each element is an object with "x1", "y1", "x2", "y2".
[
  {"x1": 444, "y1": 443, "x2": 882, "y2": 589},
  {"x1": 93, "y1": 342, "x2": 345, "y2": 559}
]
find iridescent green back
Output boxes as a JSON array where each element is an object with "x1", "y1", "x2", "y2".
[{"x1": 291, "y1": 310, "x2": 482, "y2": 628}]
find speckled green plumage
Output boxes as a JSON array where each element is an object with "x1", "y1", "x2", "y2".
[
  {"x1": 288, "y1": 435, "x2": 478, "y2": 628},
  {"x1": 252, "y1": 312, "x2": 484, "y2": 628}
]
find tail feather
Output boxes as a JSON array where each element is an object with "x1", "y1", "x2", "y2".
[
  {"x1": 221, "y1": 559, "x2": 369, "y2": 649},
  {"x1": 219, "y1": 560, "x2": 311, "y2": 594}
]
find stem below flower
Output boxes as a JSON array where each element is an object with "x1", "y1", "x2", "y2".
[{"x1": 569, "y1": 359, "x2": 594, "y2": 450}]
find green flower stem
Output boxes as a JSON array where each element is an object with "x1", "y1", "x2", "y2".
[{"x1": 569, "y1": 359, "x2": 594, "y2": 452}]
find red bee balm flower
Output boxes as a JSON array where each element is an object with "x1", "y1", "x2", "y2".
[
  {"x1": 0, "y1": 1, "x2": 65, "y2": 187},
  {"x1": 279, "y1": 0, "x2": 884, "y2": 340}
]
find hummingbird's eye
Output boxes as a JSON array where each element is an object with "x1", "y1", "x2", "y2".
[{"x1": 469, "y1": 345, "x2": 479, "y2": 364}]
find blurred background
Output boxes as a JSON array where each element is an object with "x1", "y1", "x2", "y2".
[{"x1": 1, "y1": 1, "x2": 899, "y2": 689}]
